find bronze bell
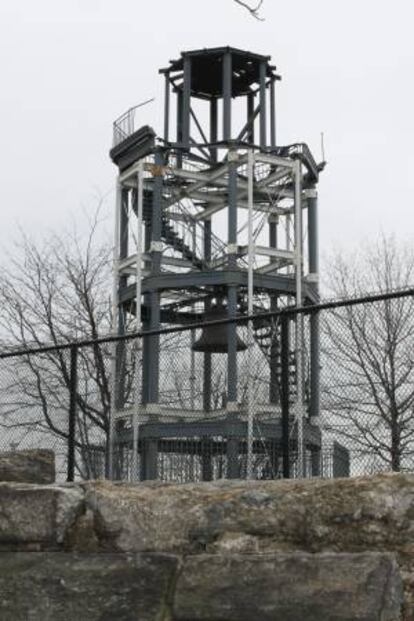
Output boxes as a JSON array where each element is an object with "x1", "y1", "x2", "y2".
[{"x1": 192, "y1": 301, "x2": 247, "y2": 354}]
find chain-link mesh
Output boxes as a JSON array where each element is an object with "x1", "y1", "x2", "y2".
[
  {"x1": 0, "y1": 347, "x2": 76, "y2": 481},
  {"x1": 0, "y1": 290, "x2": 413, "y2": 482},
  {"x1": 319, "y1": 295, "x2": 414, "y2": 475}
]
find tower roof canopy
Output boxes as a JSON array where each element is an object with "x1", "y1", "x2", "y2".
[{"x1": 160, "y1": 46, "x2": 279, "y2": 99}]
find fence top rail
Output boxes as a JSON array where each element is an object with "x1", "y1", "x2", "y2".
[{"x1": 1, "y1": 287, "x2": 413, "y2": 360}]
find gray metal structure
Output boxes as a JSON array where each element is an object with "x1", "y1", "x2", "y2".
[{"x1": 109, "y1": 47, "x2": 324, "y2": 482}]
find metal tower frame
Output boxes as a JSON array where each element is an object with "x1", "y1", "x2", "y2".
[{"x1": 109, "y1": 47, "x2": 323, "y2": 482}]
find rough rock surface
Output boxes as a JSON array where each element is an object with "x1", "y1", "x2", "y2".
[
  {"x1": 80, "y1": 474, "x2": 414, "y2": 618},
  {"x1": 174, "y1": 552, "x2": 403, "y2": 621},
  {"x1": 0, "y1": 551, "x2": 402, "y2": 621},
  {"x1": 0, "y1": 482, "x2": 83, "y2": 549},
  {"x1": 0, "y1": 449, "x2": 55, "y2": 484},
  {"x1": 0, "y1": 552, "x2": 178, "y2": 621},
  {"x1": 0, "y1": 474, "x2": 413, "y2": 619},
  {"x1": 81, "y1": 475, "x2": 414, "y2": 556}
]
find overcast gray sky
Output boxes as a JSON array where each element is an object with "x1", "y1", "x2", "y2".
[{"x1": 1, "y1": 0, "x2": 413, "y2": 259}]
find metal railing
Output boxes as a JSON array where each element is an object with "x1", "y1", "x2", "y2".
[{"x1": 112, "y1": 98, "x2": 155, "y2": 148}]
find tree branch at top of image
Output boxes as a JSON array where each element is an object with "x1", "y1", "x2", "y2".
[{"x1": 233, "y1": 0, "x2": 265, "y2": 21}]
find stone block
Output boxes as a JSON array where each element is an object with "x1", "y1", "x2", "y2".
[
  {"x1": 82, "y1": 474, "x2": 414, "y2": 556},
  {"x1": 0, "y1": 449, "x2": 55, "y2": 484},
  {"x1": 0, "y1": 483, "x2": 83, "y2": 549},
  {"x1": 0, "y1": 552, "x2": 178, "y2": 621},
  {"x1": 174, "y1": 552, "x2": 403, "y2": 621}
]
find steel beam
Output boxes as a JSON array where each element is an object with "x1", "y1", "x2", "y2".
[
  {"x1": 176, "y1": 89, "x2": 183, "y2": 167},
  {"x1": 247, "y1": 93, "x2": 256, "y2": 144},
  {"x1": 115, "y1": 419, "x2": 322, "y2": 448},
  {"x1": 223, "y1": 51, "x2": 232, "y2": 141},
  {"x1": 255, "y1": 153, "x2": 296, "y2": 169},
  {"x1": 307, "y1": 188, "x2": 320, "y2": 420},
  {"x1": 281, "y1": 314, "x2": 290, "y2": 478},
  {"x1": 203, "y1": 218, "x2": 212, "y2": 414},
  {"x1": 119, "y1": 270, "x2": 319, "y2": 302},
  {"x1": 108, "y1": 178, "x2": 122, "y2": 479},
  {"x1": 142, "y1": 223, "x2": 152, "y2": 406},
  {"x1": 246, "y1": 150, "x2": 254, "y2": 479},
  {"x1": 131, "y1": 163, "x2": 144, "y2": 482},
  {"x1": 270, "y1": 78, "x2": 276, "y2": 147},
  {"x1": 147, "y1": 151, "x2": 163, "y2": 407},
  {"x1": 269, "y1": 212, "x2": 279, "y2": 405},
  {"x1": 260, "y1": 61, "x2": 267, "y2": 148},
  {"x1": 227, "y1": 158, "x2": 238, "y2": 410},
  {"x1": 210, "y1": 98, "x2": 218, "y2": 162},
  {"x1": 182, "y1": 57, "x2": 191, "y2": 148},
  {"x1": 294, "y1": 159, "x2": 305, "y2": 478},
  {"x1": 227, "y1": 437, "x2": 239, "y2": 479},
  {"x1": 237, "y1": 245, "x2": 294, "y2": 261},
  {"x1": 164, "y1": 73, "x2": 170, "y2": 143}
]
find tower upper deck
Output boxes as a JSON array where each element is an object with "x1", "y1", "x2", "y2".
[{"x1": 160, "y1": 46, "x2": 279, "y2": 99}]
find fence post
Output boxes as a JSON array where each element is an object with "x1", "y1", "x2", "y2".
[
  {"x1": 67, "y1": 344, "x2": 78, "y2": 482},
  {"x1": 281, "y1": 313, "x2": 290, "y2": 478}
]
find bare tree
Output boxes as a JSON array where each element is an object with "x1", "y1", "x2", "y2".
[
  {"x1": 0, "y1": 207, "x2": 126, "y2": 478},
  {"x1": 322, "y1": 236, "x2": 414, "y2": 472},
  {"x1": 233, "y1": 0, "x2": 265, "y2": 20}
]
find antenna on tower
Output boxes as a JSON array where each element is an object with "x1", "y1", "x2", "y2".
[{"x1": 321, "y1": 131, "x2": 326, "y2": 163}]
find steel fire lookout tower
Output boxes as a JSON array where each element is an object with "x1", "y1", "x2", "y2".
[{"x1": 109, "y1": 47, "x2": 323, "y2": 482}]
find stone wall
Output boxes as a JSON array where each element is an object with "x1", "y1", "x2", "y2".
[{"x1": 0, "y1": 450, "x2": 412, "y2": 620}]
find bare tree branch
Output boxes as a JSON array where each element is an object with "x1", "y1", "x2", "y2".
[
  {"x1": 0, "y1": 203, "x2": 114, "y2": 477},
  {"x1": 322, "y1": 235, "x2": 414, "y2": 472},
  {"x1": 233, "y1": 0, "x2": 265, "y2": 20}
]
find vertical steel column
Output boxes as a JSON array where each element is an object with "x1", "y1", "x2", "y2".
[
  {"x1": 144, "y1": 152, "x2": 163, "y2": 481},
  {"x1": 202, "y1": 95, "x2": 217, "y2": 425},
  {"x1": 202, "y1": 218, "x2": 213, "y2": 480},
  {"x1": 148, "y1": 151, "x2": 163, "y2": 410},
  {"x1": 246, "y1": 150, "x2": 255, "y2": 479},
  {"x1": 223, "y1": 51, "x2": 232, "y2": 142},
  {"x1": 270, "y1": 78, "x2": 276, "y2": 148},
  {"x1": 203, "y1": 220, "x2": 212, "y2": 415},
  {"x1": 227, "y1": 286, "x2": 238, "y2": 406},
  {"x1": 201, "y1": 440, "x2": 213, "y2": 482},
  {"x1": 67, "y1": 344, "x2": 78, "y2": 483},
  {"x1": 131, "y1": 162, "x2": 144, "y2": 482},
  {"x1": 311, "y1": 448, "x2": 321, "y2": 477},
  {"x1": 226, "y1": 152, "x2": 238, "y2": 479},
  {"x1": 269, "y1": 215, "x2": 279, "y2": 404},
  {"x1": 115, "y1": 188, "x2": 129, "y2": 412},
  {"x1": 108, "y1": 178, "x2": 122, "y2": 479},
  {"x1": 269, "y1": 217, "x2": 277, "y2": 252},
  {"x1": 147, "y1": 309, "x2": 160, "y2": 409},
  {"x1": 176, "y1": 89, "x2": 183, "y2": 168},
  {"x1": 286, "y1": 213, "x2": 292, "y2": 265},
  {"x1": 142, "y1": 223, "x2": 152, "y2": 405},
  {"x1": 210, "y1": 97, "x2": 218, "y2": 162},
  {"x1": 120, "y1": 189, "x2": 129, "y2": 264},
  {"x1": 182, "y1": 56, "x2": 191, "y2": 149},
  {"x1": 259, "y1": 61, "x2": 267, "y2": 149},
  {"x1": 164, "y1": 73, "x2": 170, "y2": 143},
  {"x1": 307, "y1": 188, "x2": 320, "y2": 421},
  {"x1": 281, "y1": 313, "x2": 290, "y2": 479},
  {"x1": 247, "y1": 93, "x2": 255, "y2": 145},
  {"x1": 190, "y1": 223, "x2": 196, "y2": 410},
  {"x1": 143, "y1": 439, "x2": 158, "y2": 481},
  {"x1": 227, "y1": 155, "x2": 238, "y2": 409},
  {"x1": 294, "y1": 160, "x2": 305, "y2": 478},
  {"x1": 227, "y1": 436, "x2": 240, "y2": 479}
]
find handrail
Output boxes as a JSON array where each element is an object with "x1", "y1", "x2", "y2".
[
  {"x1": 274, "y1": 143, "x2": 319, "y2": 181},
  {"x1": 112, "y1": 98, "x2": 155, "y2": 147}
]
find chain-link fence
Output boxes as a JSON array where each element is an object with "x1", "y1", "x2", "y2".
[{"x1": 0, "y1": 288, "x2": 413, "y2": 482}]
